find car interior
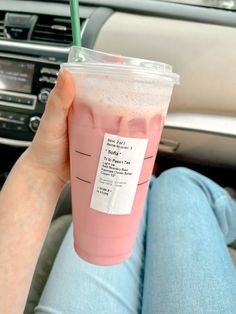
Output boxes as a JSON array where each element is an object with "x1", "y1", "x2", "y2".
[{"x1": 0, "y1": 0, "x2": 235, "y2": 312}]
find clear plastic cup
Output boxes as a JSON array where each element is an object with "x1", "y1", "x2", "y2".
[{"x1": 62, "y1": 47, "x2": 179, "y2": 265}]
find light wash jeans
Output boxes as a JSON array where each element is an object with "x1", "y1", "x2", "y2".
[{"x1": 35, "y1": 167, "x2": 236, "y2": 314}]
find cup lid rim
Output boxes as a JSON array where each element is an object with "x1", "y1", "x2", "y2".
[{"x1": 62, "y1": 62, "x2": 180, "y2": 84}]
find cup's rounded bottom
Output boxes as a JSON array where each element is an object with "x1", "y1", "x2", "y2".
[{"x1": 74, "y1": 243, "x2": 132, "y2": 266}]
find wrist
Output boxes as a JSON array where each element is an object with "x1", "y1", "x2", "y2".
[
  {"x1": 17, "y1": 148, "x2": 66, "y2": 189},
  {"x1": 4, "y1": 151, "x2": 66, "y2": 209}
]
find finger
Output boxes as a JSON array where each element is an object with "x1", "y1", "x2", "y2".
[{"x1": 37, "y1": 69, "x2": 75, "y2": 141}]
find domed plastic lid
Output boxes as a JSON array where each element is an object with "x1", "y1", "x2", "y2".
[{"x1": 66, "y1": 46, "x2": 179, "y2": 83}]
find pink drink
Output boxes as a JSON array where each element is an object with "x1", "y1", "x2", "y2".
[
  {"x1": 63, "y1": 47, "x2": 179, "y2": 265},
  {"x1": 69, "y1": 101, "x2": 164, "y2": 265}
]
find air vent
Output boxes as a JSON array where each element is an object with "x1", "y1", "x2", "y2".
[
  {"x1": 0, "y1": 12, "x2": 6, "y2": 38},
  {"x1": 31, "y1": 15, "x2": 84, "y2": 45}
]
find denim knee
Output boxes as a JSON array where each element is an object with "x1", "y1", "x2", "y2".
[
  {"x1": 149, "y1": 167, "x2": 205, "y2": 217},
  {"x1": 155, "y1": 167, "x2": 194, "y2": 189}
]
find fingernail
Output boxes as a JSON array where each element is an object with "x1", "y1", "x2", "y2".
[{"x1": 56, "y1": 70, "x2": 65, "y2": 89}]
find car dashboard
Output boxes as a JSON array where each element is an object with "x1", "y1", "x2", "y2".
[{"x1": 0, "y1": 0, "x2": 235, "y2": 178}]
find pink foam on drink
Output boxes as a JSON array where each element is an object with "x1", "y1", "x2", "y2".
[{"x1": 69, "y1": 99, "x2": 165, "y2": 265}]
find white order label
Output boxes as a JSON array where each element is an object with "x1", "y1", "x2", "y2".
[{"x1": 90, "y1": 133, "x2": 148, "y2": 215}]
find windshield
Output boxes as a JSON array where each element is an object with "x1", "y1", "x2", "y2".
[{"x1": 157, "y1": 0, "x2": 236, "y2": 11}]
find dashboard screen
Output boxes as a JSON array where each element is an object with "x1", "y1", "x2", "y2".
[{"x1": 0, "y1": 59, "x2": 35, "y2": 93}]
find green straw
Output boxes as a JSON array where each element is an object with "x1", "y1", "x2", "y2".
[{"x1": 70, "y1": 0, "x2": 81, "y2": 46}]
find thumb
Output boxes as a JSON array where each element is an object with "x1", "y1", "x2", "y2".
[{"x1": 37, "y1": 69, "x2": 75, "y2": 141}]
